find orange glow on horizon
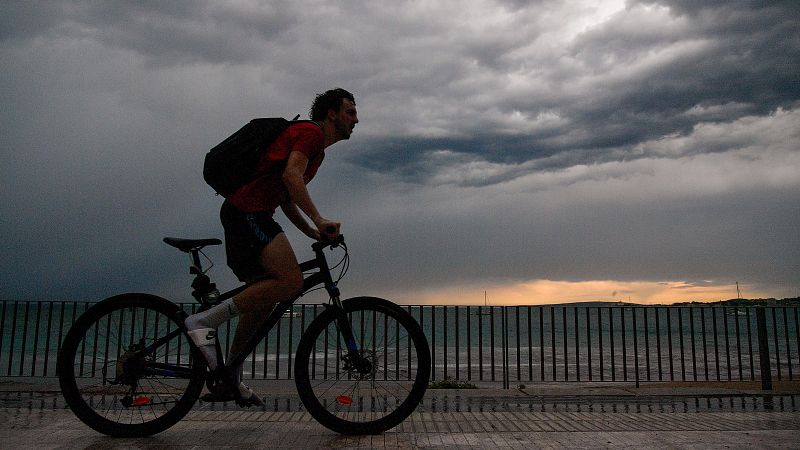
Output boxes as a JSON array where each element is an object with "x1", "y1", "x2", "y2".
[{"x1": 388, "y1": 279, "x2": 769, "y2": 306}]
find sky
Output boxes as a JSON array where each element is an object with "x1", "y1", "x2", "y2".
[{"x1": 1, "y1": 0, "x2": 798, "y2": 306}]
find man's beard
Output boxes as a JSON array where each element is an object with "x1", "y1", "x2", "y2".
[{"x1": 334, "y1": 118, "x2": 351, "y2": 140}]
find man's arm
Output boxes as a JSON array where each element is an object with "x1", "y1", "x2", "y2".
[
  {"x1": 282, "y1": 150, "x2": 340, "y2": 238},
  {"x1": 280, "y1": 201, "x2": 319, "y2": 240}
]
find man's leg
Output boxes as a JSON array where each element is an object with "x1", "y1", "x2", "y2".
[
  {"x1": 223, "y1": 233, "x2": 302, "y2": 404},
  {"x1": 228, "y1": 232, "x2": 303, "y2": 360}
]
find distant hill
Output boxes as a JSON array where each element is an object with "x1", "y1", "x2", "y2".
[{"x1": 673, "y1": 297, "x2": 800, "y2": 307}]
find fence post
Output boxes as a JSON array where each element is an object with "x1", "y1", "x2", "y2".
[
  {"x1": 502, "y1": 306, "x2": 509, "y2": 389},
  {"x1": 755, "y1": 307, "x2": 772, "y2": 390}
]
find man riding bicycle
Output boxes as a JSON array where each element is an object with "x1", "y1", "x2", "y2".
[{"x1": 185, "y1": 88, "x2": 359, "y2": 405}]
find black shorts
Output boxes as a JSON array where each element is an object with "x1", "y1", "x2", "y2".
[{"x1": 220, "y1": 201, "x2": 284, "y2": 282}]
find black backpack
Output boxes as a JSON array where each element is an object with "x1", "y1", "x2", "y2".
[{"x1": 203, "y1": 117, "x2": 312, "y2": 197}]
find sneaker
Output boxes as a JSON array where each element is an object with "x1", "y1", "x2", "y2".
[
  {"x1": 236, "y1": 382, "x2": 264, "y2": 407},
  {"x1": 201, "y1": 382, "x2": 263, "y2": 408}
]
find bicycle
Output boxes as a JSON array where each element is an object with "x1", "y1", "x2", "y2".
[{"x1": 57, "y1": 235, "x2": 431, "y2": 437}]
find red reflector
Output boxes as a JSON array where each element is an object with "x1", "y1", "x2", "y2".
[
  {"x1": 336, "y1": 395, "x2": 353, "y2": 405},
  {"x1": 132, "y1": 396, "x2": 151, "y2": 406}
]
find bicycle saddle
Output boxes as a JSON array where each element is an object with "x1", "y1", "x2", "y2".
[{"x1": 163, "y1": 237, "x2": 222, "y2": 252}]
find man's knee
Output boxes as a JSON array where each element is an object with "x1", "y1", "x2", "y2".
[{"x1": 279, "y1": 269, "x2": 304, "y2": 299}]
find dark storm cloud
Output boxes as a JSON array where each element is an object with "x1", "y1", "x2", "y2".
[
  {"x1": 1, "y1": 1, "x2": 295, "y2": 65},
  {"x1": 347, "y1": 0, "x2": 800, "y2": 185}
]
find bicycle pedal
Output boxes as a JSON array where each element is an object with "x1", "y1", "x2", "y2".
[
  {"x1": 200, "y1": 385, "x2": 237, "y2": 403},
  {"x1": 200, "y1": 391, "x2": 236, "y2": 403},
  {"x1": 236, "y1": 394, "x2": 264, "y2": 408}
]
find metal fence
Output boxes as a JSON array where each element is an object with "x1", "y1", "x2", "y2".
[{"x1": 0, "y1": 301, "x2": 797, "y2": 389}]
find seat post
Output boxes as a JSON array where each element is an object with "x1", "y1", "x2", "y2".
[{"x1": 189, "y1": 250, "x2": 204, "y2": 275}]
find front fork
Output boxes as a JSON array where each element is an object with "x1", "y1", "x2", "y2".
[
  {"x1": 330, "y1": 295, "x2": 359, "y2": 353},
  {"x1": 329, "y1": 295, "x2": 375, "y2": 376}
]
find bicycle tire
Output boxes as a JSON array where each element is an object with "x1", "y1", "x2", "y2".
[
  {"x1": 294, "y1": 297, "x2": 430, "y2": 434},
  {"x1": 58, "y1": 293, "x2": 206, "y2": 437}
]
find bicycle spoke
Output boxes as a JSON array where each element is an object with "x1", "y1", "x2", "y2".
[
  {"x1": 60, "y1": 297, "x2": 204, "y2": 436},
  {"x1": 296, "y1": 299, "x2": 429, "y2": 434}
]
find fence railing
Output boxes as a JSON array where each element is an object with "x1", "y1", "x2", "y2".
[{"x1": 0, "y1": 301, "x2": 796, "y2": 389}]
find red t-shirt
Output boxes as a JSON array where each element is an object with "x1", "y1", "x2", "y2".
[{"x1": 228, "y1": 122, "x2": 325, "y2": 214}]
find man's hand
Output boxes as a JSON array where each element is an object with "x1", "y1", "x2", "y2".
[{"x1": 316, "y1": 219, "x2": 341, "y2": 241}]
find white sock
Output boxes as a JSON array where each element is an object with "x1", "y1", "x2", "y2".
[
  {"x1": 185, "y1": 298, "x2": 240, "y2": 370},
  {"x1": 186, "y1": 298, "x2": 240, "y2": 329}
]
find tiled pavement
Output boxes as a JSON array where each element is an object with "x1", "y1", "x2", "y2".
[
  {"x1": 2, "y1": 380, "x2": 799, "y2": 449},
  {"x1": 2, "y1": 407, "x2": 799, "y2": 448}
]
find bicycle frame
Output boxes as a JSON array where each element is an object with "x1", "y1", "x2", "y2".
[{"x1": 186, "y1": 237, "x2": 359, "y2": 384}]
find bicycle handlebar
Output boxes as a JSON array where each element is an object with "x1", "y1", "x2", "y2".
[{"x1": 312, "y1": 234, "x2": 345, "y2": 252}]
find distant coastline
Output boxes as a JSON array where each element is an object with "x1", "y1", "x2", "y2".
[{"x1": 564, "y1": 297, "x2": 800, "y2": 308}]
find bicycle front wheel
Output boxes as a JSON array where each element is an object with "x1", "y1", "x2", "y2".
[
  {"x1": 57, "y1": 294, "x2": 206, "y2": 437},
  {"x1": 294, "y1": 297, "x2": 430, "y2": 434}
]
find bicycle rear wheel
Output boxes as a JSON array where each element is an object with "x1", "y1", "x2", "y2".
[
  {"x1": 58, "y1": 294, "x2": 206, "y2": 437},
  {"x1": 294, "y1": 297, "x2": 430, "y2": 434}
]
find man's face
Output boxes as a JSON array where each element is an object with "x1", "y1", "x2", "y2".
[{"x1": 332, "y1": 98, "x2": 358, "y2": 140}]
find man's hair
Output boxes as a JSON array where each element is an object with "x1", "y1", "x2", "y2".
[{"x1": 310, "y1": 88, "x2": 355, "y2": 121}]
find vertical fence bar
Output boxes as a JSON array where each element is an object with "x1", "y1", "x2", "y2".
[
  {"x1": 478, "y1": 305, "x2": 483, "y2": 381},
  {"x1": 772, "y1": 307, "x2": 781, "y2": 381},
  {"x1": 656, "y1": 307, "x2": 663, "y2": 381},
  {"x1": 634, "y1": 307, "x2": 641, "y2": 387},
  {"x1": 551, "y1": 306, "x2": 557, "y2": 381},
  {"x1": 19, "y1": 302, "x2": 31, "y2": 376},
  {"x1": 746, "y1": 307, "x2": 755, "y2": 380},
  {"x1": 31, "y1": 302, "x2": 42, "y2": 377},
  {"x1": 609, "y1": 307, "x2": 616, "y2": 381},
  {"x1": 574, "y1": 306, "x2": 581, "y2": 381},
  {"x1": 502, "y1": 306, "x2": 509, "y2": 389},
  {"x1": 263, "y1": 309, "x2": 271, "y2": 378},
  {"x1": 724, "y1": 307, "x2": 732, "y2": 380},
  {"x1": 528, "y1": 306, "x2": 533, "y2": 382},
  {"x1": 621, "y1": 307, "x2": 628, "y2": 382},
  {"x1": 735, "y1": 307, "x2": 743, "y2": 381},
  {"x1": 598, "y1": 306, "x2": 604, "y2": 381},
  {"x1": 701, "y1": 307, "x2": 709, "y2": 380},
  {"x1": 587, "y1": 306, "x2": 593, "y2": 381},
  {"x1": 539, "y1": 306, "x2": 544, "y2": 381},
  {"x1": 783, "y1": 307, "x2": 792, "y2": 380},
  {"x1": 442, "y1": 306, "x2": 448, "y2": 380},
  {"x1": 455, "y1": 305, "x2": 459, "y2": 380},
  {"x1": 667, "y1": 307, "x2": 674, "y2": 381},
  {"x1": 678, "y1": 308, "x2": 686, "y2": 381},
  {"x1": 490, "y1": 307, "x2": 496, "y2": 382},
  {"x1": 562, "y1": 307, "x2": 568, "y2": 381},
  {"x1": 516, "y1": 306, "x2": 521, "y2": 382},
  {"x1": 711, "y1": 307, "x2": 720, "y2": 381},
  {"x1": 287, "y1": 309, "x2": 294, "y2": 379},
  {"x1": 431, "y1": 306, "x2": 437, "y2": 381},
  {"x1": 467, "y1": 305, "x2": 472, "y2": 381},
  {"x1": 643, "y1": 307, "x2": 651, "y2": 381},
  {"x1": 275, "y1": 311, "x2": 283, "y2": 379},
  {"x1": 756, "y1": 307, "x2": 772, "y2": 390},
  {"x1": 7, "y1": 301, "x2": 18, "y2": 376},
  {"x1": 43, "y1": 302, "x2": 54, "y2": 376},
  {"x1": 0, "y1": 302, "x2": 6, "y2": 375},
  {"x1": 689, "y1": 307, "x2": 697, "y2": 381},
  {"x1": 689, "y1": 306, "x2": 697, "y2": 381},
  {"x1": 795, "y1": 307, "x2": 800, "y2": 381}
]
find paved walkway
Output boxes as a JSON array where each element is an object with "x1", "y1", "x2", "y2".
[{"x1": 2, "y1": 379, "x2": 799, "y2": 449}]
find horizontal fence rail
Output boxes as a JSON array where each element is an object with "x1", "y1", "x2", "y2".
[{"x1": 0, "y1": 301, "x2": 797, "y2": 389}]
